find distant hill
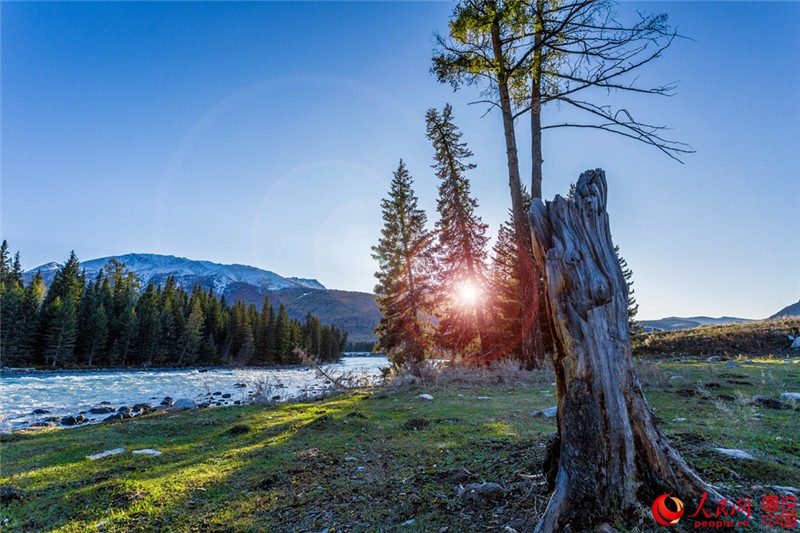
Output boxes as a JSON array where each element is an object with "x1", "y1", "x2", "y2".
[
  {"x1": 639, "y1": 316, "x2": 753, "y2": 333},
  {"x1": 770, "y1": 300, "x2": 800, "y2": 319},
  {"x1": 640, "y1": 299, "x2": 800, "y2": 332},
  {"x1": 25, "y1": 253, "x2": 380, "y2": 342},
  {"x1": 634, "y1": 317, "x2": 800, "y2": 358}
]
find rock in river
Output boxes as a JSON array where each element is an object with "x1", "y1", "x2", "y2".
[
  {"x1": 104, "y1": 412, "x2": 132, "y2": 422},
  {"x1": 61, "y1": 415, "x2": 86, "y2": 426},
  {"x1": 132, "y1": 403, "x2": 153, "y2": 413}
]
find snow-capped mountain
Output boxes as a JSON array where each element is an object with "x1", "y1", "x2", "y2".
[
  {"x1": 24, "y1": 253, "x2": 380, "y2": 342},
  {"x1": 25, "y1": 253, "x2": 326, "y2": 294}
]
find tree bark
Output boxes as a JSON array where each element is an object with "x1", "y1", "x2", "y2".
[
  {"x1": 489, "y1": 7, "x2": 544, "y2": 367},
  {"x1": 529, "y1": 169, "x2": 725, "y2": 531}
]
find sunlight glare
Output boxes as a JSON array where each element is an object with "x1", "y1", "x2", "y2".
[{"x1": 458, "y1": 282, "x2": 478, "y2": 305}]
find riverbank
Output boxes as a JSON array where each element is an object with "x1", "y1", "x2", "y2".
[{"x1": 1, "y1": 358, "x2": 798, "y2": 531}]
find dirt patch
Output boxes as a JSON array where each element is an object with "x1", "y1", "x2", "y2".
[
  {"x1": 403, "y1": 418, "x2": 430, "y2": 430},
  {"x1": 673, "y1": 432, "x2": 713, "y2": 447},
  {"x1": 306, "y1": 415, "x2": 332, "y2": 429},
  {"x1": 225, "y1": 424, "x2": 251, "y2": 435},
  {"x1": 431, "y1": 469, "x2": 479, "y2": 485}
]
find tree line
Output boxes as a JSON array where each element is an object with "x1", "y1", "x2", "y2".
[
  {"x1": 0, "y1": 242, "x2": 347, "y2": 368},
  {"x1": 372, "y1": 105, "x2": 639, "y2": 368}
]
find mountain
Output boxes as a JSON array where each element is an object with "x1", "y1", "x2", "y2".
[
  {"x1": 25, "y1": 253, "x2": 380, "y2": 342},
  {"x1": 639, "y1": 316, "x2": 753, "y2": 333},
  {"x1": 641, "y1": 300, "x2": 800, "y2": 333},
  {"x1": 770, "y1": 300, "x2": 800, "y2": 319}
]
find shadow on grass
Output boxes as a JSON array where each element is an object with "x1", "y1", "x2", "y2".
[{"x1": 1, "y1": 388, "x2": 553, "y2": 532}]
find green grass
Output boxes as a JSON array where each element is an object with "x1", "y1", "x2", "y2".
[{"x1": 1, "y1": 360, "x2": 799, "y2": 532}]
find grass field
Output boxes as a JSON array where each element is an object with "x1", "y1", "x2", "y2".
[{"x1": 1, "y1": 358, "x2": 799, "y2": 532}]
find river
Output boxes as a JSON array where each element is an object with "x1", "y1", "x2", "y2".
[{"x1": 0, "y1": 354, "x2": 390, "y2": 431}]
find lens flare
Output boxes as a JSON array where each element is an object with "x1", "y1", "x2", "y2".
[{"x1": 458, "y1": 282, "x2": 478, "y2": 304}]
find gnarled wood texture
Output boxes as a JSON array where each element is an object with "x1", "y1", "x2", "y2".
[{"x1": 530, "y1": 169, "x2": 724, "y2": 532}]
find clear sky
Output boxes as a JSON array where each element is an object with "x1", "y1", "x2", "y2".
[{"x1": 1, "y1": 1, "x2": 798, "y2": 320}]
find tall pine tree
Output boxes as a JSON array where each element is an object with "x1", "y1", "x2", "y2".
[
  {"x1": 372, "y1": 160, "x2": 435, "y2": 366},
  {"x1": 427, "y1": 104, "x2": 490, "y2": 356}
]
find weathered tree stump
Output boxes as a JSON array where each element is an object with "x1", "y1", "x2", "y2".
[{"x1": 530, "y1": 169, "x2": 724, "y2": 531}]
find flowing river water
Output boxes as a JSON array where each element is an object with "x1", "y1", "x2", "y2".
[{"x1": 0, "y1": 354, "x2": 390, "y2": 432}]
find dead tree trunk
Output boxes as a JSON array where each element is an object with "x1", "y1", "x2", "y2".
[{"x1": 530, "y1": 169, "x2": 725, "y2": 531}]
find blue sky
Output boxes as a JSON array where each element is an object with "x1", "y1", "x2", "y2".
[{"x1": 1, "y1": 1, "x2": 798, "y2": 320}]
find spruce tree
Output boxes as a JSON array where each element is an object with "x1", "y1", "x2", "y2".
[
  {"x1": 43, "y1": 295, "x2": 78, "y2": 367},
  {"x1": 86, "y1": 303, "x2": 108, "y2": 367},
  {"x1": 37, "y1": 251, "x2": 84, "y2": 362},
  {"x1": 427, "y1": 104, "x2": 490, "y2": 355},
  {"x1": 487, "y1": 218, "x2": 523, "y2": 356},
  {"x1": 274, "y1": 304, "x2": 291, "y2": 363},
  {"x1": 0, "y1": 240, "x2": 10, "y2": 286},
  {"x1": 615, "y1": 245, "x2": 642, "y2": 335},
  {"x1": 372, "y1": 160, "x2": 435, "y2": 366},
  {"x1": 135, "y1": 282, "x2": 162, "y2": 366},
  {"x1": 0, "y1": 243, "x2": 30, "y2": 364},
  {"x1": 178, "y1": 296, "x2": 204, "y2": 365}
]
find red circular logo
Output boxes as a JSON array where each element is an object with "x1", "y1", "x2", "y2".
[{"x1": 652, "y1": 494, "x2": 685, "y2": 526}]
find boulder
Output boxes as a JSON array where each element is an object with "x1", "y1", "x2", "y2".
[
  {"x1": 792, "y1": 337, "x2": 800, "y2": 350},
  {"x1": 779, "y1": 392, "x2": 800, "y2": 402},
  {"x1": 234, "y1": 382, "x2": 247, "y2": 388},
  {"x1": 169, "y1": 398, "x2": 196, "y2": 411},
  {"x1": 89, "y1": 406, "x2": 115, "y2": 414},
  {"x1": 714, "y1": 448, "x2": 755, "y2": 460},
  {"x1": 103, "y1": 412, "x2": 132, "y2": 422},
  {"x1": 221, "y1": 393, "x2": 231, "y2": 399},
  {"x1": 117, "y1": 406, "x2": 132, "y2": 414},
  {"x1": 32, "y1": 408, "x2": 50, "y2": 415},
  {"x1": 61, "y1": 415, "x2": 86, "y2": 426},
  {"x1": 131, "y1": 403, "x2": 154, "y2": 413},
  {"x1": 417, "y1": 393, "x2": 434, "y2": 401},
  {"x1": 30, "y1": 421, "x2": 55, "y2": 428},
  {"x1": 87, "y1": 447, "x2": 126, "y2": 460},
  {"x1": 459, "y1": 482, "x2": 504, "y2": 507},
  {"x1": 533, "y1": 407, "x2": 558, "y2": 418},
  {"x1": 131, "y1": 449, "x2": 162, "y2": 457}
]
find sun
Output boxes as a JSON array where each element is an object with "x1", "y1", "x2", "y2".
[{"x1": 458, "y1": 282, "x2": 479, "y2": 304}]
